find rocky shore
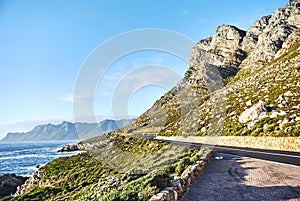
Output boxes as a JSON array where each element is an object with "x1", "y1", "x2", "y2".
[
  {"x1": 0, "y1": 174, "x2": 28, "y2": 197},
  {"x1": 57, "y1": 144, "x2": 80, "y2": 152}
]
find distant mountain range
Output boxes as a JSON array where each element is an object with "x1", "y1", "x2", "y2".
[{"x1": 0, "y1": 119, "x2": 133, "y2": 142}]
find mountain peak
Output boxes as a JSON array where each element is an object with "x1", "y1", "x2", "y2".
[
  {"x1": 61, "y1": 121, "x2": 72, "y2": 126},
  {"x1": 113, "y1": 1, "x2": 300, "y2": 139},
  {"x1": 191, "y1": 24, "x2": 247, "y2": 79}
]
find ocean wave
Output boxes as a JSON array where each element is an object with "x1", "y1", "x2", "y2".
[
  {"x1": 0, "y1": 142, "x2": 79, "y2": 177},
  {"x1": 0, "y1": 154, "x2": 51, "y2": 160}
]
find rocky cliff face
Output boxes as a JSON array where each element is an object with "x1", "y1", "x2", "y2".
[
  {"x1": 192, "y1": 0, "x2": 300, "y2": 74},
  {"x1": 111, "y1": 0, "x2": 300, "y2": 139},
  {"x1": 241, "y1": 0, "x2": 300, "y2": 68},
  {"x1": 192, "y1": 25, "x2": 246, "y2": 78}
]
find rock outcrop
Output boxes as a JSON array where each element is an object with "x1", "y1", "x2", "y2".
[
  {"x1": 241, "y1": 1, "x2": 300, "y2": 68},
  {"x1": 192, "y1": 25, "x2": 247, "y2": 78},
  {"x1": 191, "y1": 0, "x2": 300, "y2": 75},
  {"x1": 0, "y1": 174, "x2": 28, "y2": 197},
  {"x1": 239, "y1": 101, "x2": 267, "y2": 123},
  {"x1": 57, "y1": 144, "x2": 80, "y2": 152}
]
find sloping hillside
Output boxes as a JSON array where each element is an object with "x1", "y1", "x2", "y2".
[{"x1": 112, "y1": 0, "x2": 300, "y2": 138}]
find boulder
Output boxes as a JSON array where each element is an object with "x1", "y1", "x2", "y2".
[
  {"x1": 0, "y1": 174, "x2": 28, "y2": 197},
  {"x1": 239, "y1": 101, "x2": 267, "y2": 123},
  {"x1": 57, "y1": 144, "x2": 80, "y2": 152}
]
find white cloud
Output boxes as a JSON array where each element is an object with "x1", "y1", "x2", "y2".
[{"x1": 61, "y1": 94, "x2": 95, "y2": 103}]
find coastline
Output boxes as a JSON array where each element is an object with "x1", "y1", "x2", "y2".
[{"x1": 0, "y1": 141, "x2": 82, "y2": 198}]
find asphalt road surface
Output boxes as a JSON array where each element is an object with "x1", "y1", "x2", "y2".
[{"x1": 158, "y1": 139, "x2": 300, "y2": 166}]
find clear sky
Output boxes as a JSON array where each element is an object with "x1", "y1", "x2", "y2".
[{"x1": 0, "y1": 0, "x2": 288, "y2": 139}]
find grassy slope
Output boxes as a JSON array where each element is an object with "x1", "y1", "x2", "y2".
[{"x1": 3, "y1": 135, "x2": 205, "y2": 201}]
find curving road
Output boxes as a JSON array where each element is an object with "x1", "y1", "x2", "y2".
[
  {"x1": 158, "y1": 139, "x2": 300, "y2": 201},
  {"x1": 158, "y1": 139, "x2": 300, "y2": 166}
]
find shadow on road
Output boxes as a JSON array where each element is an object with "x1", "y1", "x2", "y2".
[{"x1": 181, "y1": 153, "x2": 300, "y2": 201}]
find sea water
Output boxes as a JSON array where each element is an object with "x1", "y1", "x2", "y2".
[{"x1": 0, "y1": 141, "x2": 81, "y2": 177}]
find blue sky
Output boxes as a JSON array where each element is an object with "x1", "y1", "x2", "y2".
[{"x1": 0, "y1": 0, "x2": 287, "y2": 138}]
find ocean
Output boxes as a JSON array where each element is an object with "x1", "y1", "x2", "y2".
[{"x1": 0, "y1": 141, "x2": 81, "y2": 177}]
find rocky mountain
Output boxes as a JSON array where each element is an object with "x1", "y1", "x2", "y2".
[
  {"x1": 0, "y1": 119, "x2": 133, "y2": 142},
  {"x1": 110, "y1": 0, "x2": 300, "y2": 138}
]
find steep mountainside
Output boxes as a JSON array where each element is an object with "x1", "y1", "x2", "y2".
[
  {"x1": 0, "y1": 119, "x2": 133, "y2": 142},
  {"x1": 112, "y1": 0, "x2": 300, "y2": 138}
]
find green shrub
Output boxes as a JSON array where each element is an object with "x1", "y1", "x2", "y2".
[
  {"x1": 164, "y1": 164, "x2": 176, "y2": 174},
  {"x1": 120, "y1": 191, "x2": 139, "y2": 201},
  {"x1": 190, "y1": 155, "x2": 199, "y2": 164},
  {"x1": 175, "y1": 158, "x2": 191, "y2": 176},
  {"x1": 99, "y1": 190, "x2": 121, "y2": 201},
  {"x1": 292, "y1": 127, "x2": 300, "y2": 137}
]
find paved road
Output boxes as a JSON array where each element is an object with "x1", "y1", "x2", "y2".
[
  {"x1": 158, "y1": 139, "x2": 300, "y2": 166},
  {"x1": 158, "y1": 139, "x2": 300, "y2": 200},
  {"x1": 181, "y1": 153, "x2": 300, "y2": 201}
]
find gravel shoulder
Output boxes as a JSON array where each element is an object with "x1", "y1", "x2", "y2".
[{"x1": 181, "y1": 152, "x2": 300, "y2": 201}]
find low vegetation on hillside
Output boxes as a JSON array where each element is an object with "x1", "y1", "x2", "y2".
[
  {"x1": 223, "y1": 41, "x2": 300, "y2": 137},
  {"x1": 4, "y1": 135, "x2": 205, "y2": 201}
]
